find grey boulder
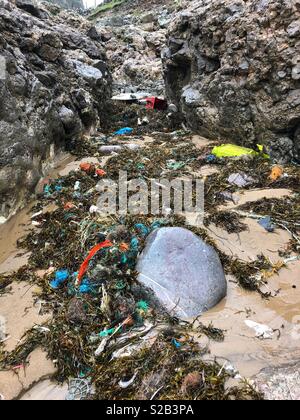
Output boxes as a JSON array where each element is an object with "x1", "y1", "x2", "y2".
[{"x1": 137, "y1": 227, "x2": 227, "y2": 319}]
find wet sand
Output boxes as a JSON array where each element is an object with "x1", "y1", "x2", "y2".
[{"x1": 0, "y1": 348, "x2": 56, "y2": 401}]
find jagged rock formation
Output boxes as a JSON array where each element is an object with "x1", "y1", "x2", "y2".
[
  {"x1": 93, "y1": 0, "x2": 177, "y2": 95},
  {"x1": 163, "y1": 0, "x2": 300, "y2": 162},
  {"x1": 0, "y1": 0, "x2": 111, "y2": 218}
]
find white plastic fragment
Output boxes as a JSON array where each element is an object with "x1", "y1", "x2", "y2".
[
  {"x1": 89, "y1": 205, "x2": 100, "y2": 214},
  {"x1": 138, "y1": 116, "x2": 149, "y2": 126},
  {"x1": 283, "y1": 255, "x2": 300, "y2": 264},
  {"x1": 66, "y1": 378, "x2": 91, "y2": 401},
  {"x1": 95, "y1": 337, "x2": 109, "y2": 356},
  {"x1": 119, "y1": 373, "x2": 137, "y2": 389},
  {"x1": 245, "y1": 320, "x2": 274, "y2": 339},
  {"x1": 33, "y1": 325, "x2": 51, "y2": 333},
  {"x1": 31, "y1": 211, "x2": 43, "y2": 219},
  {"x1": 74, "y1": 181, "x2": 80, "y2": 191},
  {"x1": 228, "y1": 173, "x2": 254, "y2": 188}
]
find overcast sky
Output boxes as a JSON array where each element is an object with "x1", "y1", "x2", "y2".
[{"x1": 83, "y1": 0, "x2": 105, "y2": 8}]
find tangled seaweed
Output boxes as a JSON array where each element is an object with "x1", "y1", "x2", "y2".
[{"x1": 1, "y1": 120, "x2": 300, "y2": 400}]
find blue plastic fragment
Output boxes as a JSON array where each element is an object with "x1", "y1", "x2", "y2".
[
  {"x1": 258, "y1": 216, "x2": 275, "y2": 233},
  {"x1": 50, "y1": 270, "x2": 69, "y2": 289},
  {"x1": 114, "y1": 127, "x2": 133, "y2": 136},
  {"x1": 44, "y1": 185, "x2": 52, "y2": 196},
  {"x1": 151, "y1": 221, "x2": 163, "y2": 231},
  {"x1": 78, "y1": 278, "x2": 94, "y2": 294},
  {"x1": 171, "y1": 338, "x2": 182, "y2": 349},
  {"x1": 135, "y1": 223, "x2": 149, "y2": 237},
  {"x1": 55, "y1": 185, "x2": 63, "y2": 193},
  {"x1": 206, "y1": 154, "x2": 217, "y2": 163},
  {"x1": 130, "y1": 237, "x2": 139, "y2": 250},
  {"x1": 120, "y1": 254, "x2": 128, "y2": 264}
]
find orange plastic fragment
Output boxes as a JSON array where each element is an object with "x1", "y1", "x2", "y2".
[
  {"x1": 269, "y1": 165, "x2": 283, "y2": 181},
  {"x1": 64, "y1": 202, "x2": 76, "y2": 210},
  {"x1": 119, "y1": 242, "x2": 129, "y2": 252},
  {"x1": 80, "y1": 162, "x2": 94, "y2": 173},
  {"x1": 96, "y1": 169, "x2": 106, "y2": 177},
  {"x1": 77, "y1": 240, "x2": 112, "y2": 284},
  {"x1": 122, "y1": 316, "x2": 134, "y2": 327}
]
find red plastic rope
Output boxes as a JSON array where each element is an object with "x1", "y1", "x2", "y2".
[{"x1": 77, "y1": 240, "x2": 112, "y2": 284}]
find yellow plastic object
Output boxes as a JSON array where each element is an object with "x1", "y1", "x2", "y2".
[{"x1": 212, "y1": 144, "x2": 269, "y2": 159}]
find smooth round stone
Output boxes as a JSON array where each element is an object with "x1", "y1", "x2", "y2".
[{"x1": 137, "y1": 227, "x2": 227, "y2": 319}]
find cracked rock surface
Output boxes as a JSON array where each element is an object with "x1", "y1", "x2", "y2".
[
  {"x1": 163, "y1": 0, "x2": 300, "y2": 163},
  {"x1": 0, "y1": 0, "x2": 111, "y2": 217}
]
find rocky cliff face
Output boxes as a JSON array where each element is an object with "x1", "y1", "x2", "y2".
[
  {"x1": 0, "y1": 0, "x2": 111, "y2": 218},
  {"x1": 163, "y1": 0, "x2": 300, "y2": 162},
  {"x1": 93, "y1": 0, "x2": 177, "y2": 95}
]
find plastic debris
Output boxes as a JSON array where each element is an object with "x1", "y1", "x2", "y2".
[
  {"x1": 205, "y1": 154, "x2": 217, "y2": 163},
  {"x1": 89, "y1": 205, "x2": 100, "y2": 214},
  {"x1": 269, "y1": 165, "x2": 284, "y2": 181},
  {"x1": 80, "y1": 163, "x2": 106, "y2": 177},
  {"x1": 151, "y1": 220, "x2": 165, "y2": 230},
  {"x1": 77, "y1": 240, "x2": 112, "y2": 284},
  {"x1": 80, "y1": 162, "x2": 94, "y2": 173},
  {"x1": 95, "y1": 337, "x2": 109, "y2": 356},
  {"x1": 96, "y1": 169, "x2": 106, "y2": 177},
  {"x1": 114, "y1": 127, "x2": 133, "y2": 136},
  {"x1": 50, "y1": 270, "x2": 69, "y2": 289},
  {"x1": 135, "y1": 223, "x2": 150, "y2": 237},
  {"x1": 78, "y1": 278, "x2": 95, "y2": 294},
  {"x1": 119, "y1": 373, "x2": 137, "y2": 389},
  {"x1": 112, "y1": 92, "x2": 150, "y2": 102},
  {"x1": 31, "y1": 211, "x2": 43, "y2": 219},
  {"x1": 212, "y1": 144, "x2": 269, "y2": 159},
  {"x1": 115, "y1": 280, "x2": 126, "y2": 290},
  {"x1": 224, "y1": 363, "x2": 240, "y2": 378},
  {"x1": 166, "y1": 160, "x2": 186, "y2": 170},
  {"x1": 65, "y1": 378, "x2": 91, "y2": 401},
  {"x1": 119, "y1": 242, "x2": 129, "y2": 252},
  {"x1": 130, "y1": 237, "x2": 139, "y2": 251},
  {"x1": 245, "y1": 320, "x2": 274, "y2": 339},
  {"x1": 44, "y1": 184, "x2": 52, "y2": 196},
  {"x1": 181, "y1": 372, "x2": 202, "y2": 396},
  {"x1": 136, "y1": 300, "x2": 149, "y2": 312},
  {"x1": 137, "y1": 163, "x2": 145, "y2": 170},
  {"x1": 219, "y1": 191, "x2": 240, "y2": 204},
  {"x1": 283, "y1": 255, "x2": 300, "y2": 264},
  {"x1": 258, "y1": 216, "x2": 275, "y2": 233},
  {"x1": 168, "y1": 103, "x2": 178, "y2": 113},
  {"x1": 172, "y1": 338, "x2": 182, "y2": 349},
  {"x1": 99, "y1": 144, "x2": 140, "y2": 154},
  {"x1": 55, "y1": 184, "x2": 63, "y2": 193},
  {"x1": 64, "y1": 202, "x2": 76, "y2": 210},
  {"x1": 228, "y1": 172, "x2": 255, "y2": 188},
  {"x1": 99, "y1": 328, "x2": 115, "y2": 337},
  {"x1": 138, "y1": 116, "x2": 149, "y2": 126},
  {"x1": 74, "y1": 181, "x2": 81, "y2": 191},
  {"x1": 145, "y1": 97, "x2": 168, "y2": 110}
]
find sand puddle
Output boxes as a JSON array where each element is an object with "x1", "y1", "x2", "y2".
[{"x1": 200, "y1": 266, "x2": 300, "y2": 378}]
